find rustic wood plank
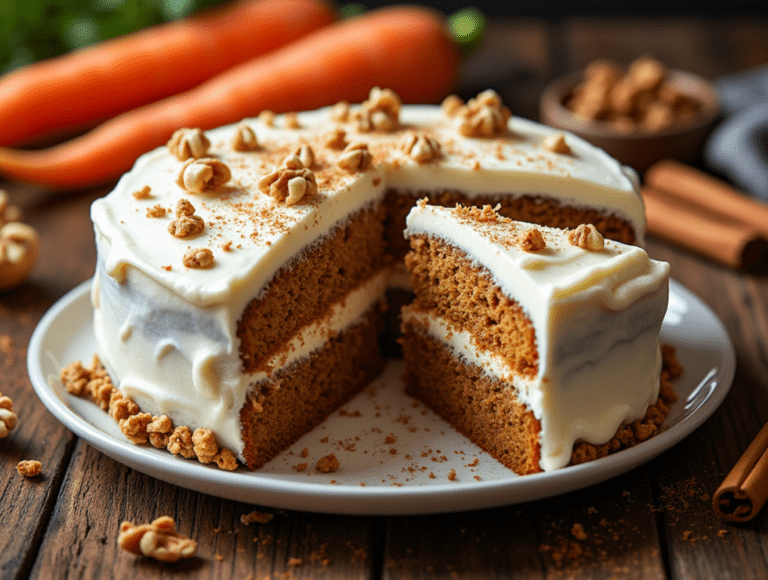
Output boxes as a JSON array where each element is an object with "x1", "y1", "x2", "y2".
[
  {"x1": 0, "y1": 180, "x2": 104, "y2": 579},
  {"x1": 28, "y1": 440, "x2": 376, "y2": 579}
]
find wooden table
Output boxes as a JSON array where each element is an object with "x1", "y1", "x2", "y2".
[{"x1": 2, "y1": 15, "x2": 768, "y2": 580}]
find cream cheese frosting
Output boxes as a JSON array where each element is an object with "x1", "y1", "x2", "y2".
[
  {"x1": 403, "y1": 204, "x2": 670, "y2": 471},
  {"x1": 90, "y1": 92, "x2": 650, "y2": 463}
]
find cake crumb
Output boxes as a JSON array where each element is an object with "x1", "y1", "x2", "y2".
[
  {"x1": 316, "y1": 454, "x2": 339, "y2": 473},
  {"x1": 447, "y1": 469, "x2": 457, "y2": 481},
  {"x1": 146, "y1": 205, "x2": 166, "y2": 218},
  {"x1": 241, "y1": 511, "x2": 274, "y2": 525},
  {"x1": 183, "y1": 248, "x2": 214, "y2": 269},
  {"x1": 132, "y1": 185, "x2": 151, "y2": 199},
  {"x1": 16, "y1": 460, "x2": 42, "y2": 477},
  {"x1": 300, "y1": 447, "x2": 309, "y2": 458},
  {"x1": 570, "y1": 523, "x2": 588, "y2": 541}
]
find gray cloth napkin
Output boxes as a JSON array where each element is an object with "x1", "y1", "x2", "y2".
[{"x1": 705, "y1": 66, "x2": 768, "y2": 202}]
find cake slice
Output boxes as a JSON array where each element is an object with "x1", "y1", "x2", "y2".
[{"x1": 400, "y1": 202, "x2": 670, "y2": 473}]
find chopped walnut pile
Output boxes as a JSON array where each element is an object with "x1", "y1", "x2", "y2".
[
  {"x1": 454, "y1": 89, "x2": 511, "y2": 138},
  {"x1": 167, "y1": 198, "x2": 204, "y2": 238},
  {"x1": 568, "y1": 224, "x2": 605, "y2": 251},
  {"x1": 178, "y1": 158, "x2": 231, "y2": 193},
  {"x1": 542, "y1": 133, "x2": 572, "y2": 155},
  {"x1": 118, "y1": 516, "x2": 197, "y2": 563},
  {"x1": 16, "y1": 459, "x2": 42, "y2": 477},
  {"x1": 566, "y1": 56, "x2": 702, "y2": 132},
  {"x1": 183, "y1": 248, "x2": 214, "y2": 269},
  {"x1": 0, "y1": 220, "x2": 40, "y2": 292},
  {"x1": 401, "y1": 133, "x2": 441, "y2": 163},
  {"x1": 336, "y1": 142, "x2": 373, "y2": 173},
  {"x1": 61, "y1": 357, "x2": 238, "y2": 470},
  {"x1": 167, "y1": 128, "x2": 210, "y2": 161},
  {"x1": 354, "y1": 87, "x2": 401, "y2": 132},
  {"x1": 231, "y1": 123, "x2": 259, "y2": 152},
  {"x1": 0, "y1": 392, "x2": 17, "y2": 438},
  {"x1": 520, "y1": 228, "x2": 546, "y2": 252},
  {"x1": 258, "y1": 154, "x2": 318, "y2": 206}
]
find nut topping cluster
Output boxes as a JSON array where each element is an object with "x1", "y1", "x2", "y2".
[
  {"x1": 454, "y1": 90, "x2": 511, "y2": 138},
  {"x1": 568, "y1": 224, "x2": 605, "y2": 251},
  {"x1": 0, "y1": 392, "x2": 17, "y2": 438},
  {"x1": 60, "y1": 357, "x2": 237, "y2": 470},
  {"x1": 354, "y1": 87, "x2": 401, "y2": 132},
  {"x1": 167, "y1": 128, "x2": 210, "y2": 161},
  {"x1": 519, "y1": 228, "x2": 546, "y2": 252},
  {"x1": 183, "y1": 247, "x2": 215, "y2": 269},
  {"x1": 118, "y1": 516, "x2": 197, "y2": 563},
  {"x1": 258, "y1": 154, "x2": 318, "y2": 206},
  {"x1": 0, "y1": 221, "x2": 39, "y2": 292}
]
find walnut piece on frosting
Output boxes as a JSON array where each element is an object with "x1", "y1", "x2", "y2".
[
  {"x1": 337, "y1": 142, "x2": 372, "y2": 172},
  {"x1": 258, "y1": 110, "x2": 276, "y2": 127},
  {"x1": 520, "y1": 228, "x2": 546, "y2": 252},
  {"x1": 568, "y1": 224, "x2": 605, "y2": 251},
  {"x1": 167, "y1": 128, "x2": 210, "y2": 161},
  {"x1": 16, "y1": 460, "x2": 42, "y2": 477},
  {"x1": 177, "y1": 158, "x2": 231, "y2": 193},
  {"x1": 258, "y1": 154, "x2": 318, "y2": 206},
  {"x1": 284, "y1": 112, "x2": 301, "y2": 129},
  {"x1": 324, "y1": 128, "x2": 348, "y2": 150},
  {"x1": 118, "y1": 516, "x2": 197, "y2": 563},
  {"x1": 456, "y1": 89, "x2": 511, "y2": 138},
  {"x1": 0, "y1": 392, "x2": 17, "y2": 438},
  {"x1": 0, "y1": 222, "x2": 39, "y2": 292},
  {"x1": 231, "y1": 123, "x2": 258, "y2": 152},
  {"x1": 542, "y1": 133, "x2": 572, "y2": 155},
  {"x1": 183, "y1": 248, "x2": 214, "y2": 269},
  {"x1": 168, "y1": 199, "x2": 204, "y2": 238},
  {"x1": 330, "y1": 100, "x2": 350, "y2": 123},
  {"x1": 295, "y1": 143, "x2": 315, "y2": 168},
  {"x1": 401, "y1": 132, "x2": 441, "y2": 163},
  {"x1": 441, "y1": 94, "x2": 464, "y2": 117},
  {"x1": 355, "y1": 87, "x2": 401, "y2": 132}
]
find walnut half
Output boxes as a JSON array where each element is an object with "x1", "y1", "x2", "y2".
[
  {"x1": 118, "y1": 516, "x2": 197, "y2": 563},
  {"x1": 0, "y1": 222, "x2": 39, "y2": 291}
]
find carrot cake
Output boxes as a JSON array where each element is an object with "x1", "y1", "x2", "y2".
[
  {"x1": 401, "y1": 203, "x2": 670, "y2": 473},
  {"x1": 90, "y1": 88, "x2": 651, "y2": 470}
]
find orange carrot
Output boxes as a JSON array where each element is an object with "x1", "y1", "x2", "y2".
[
  {"x1": 0, "y1": 0, "x2": 335, "y2": 146},
  {"x1": 0, "y1": 5, "x2": 459, "y2": 190}
]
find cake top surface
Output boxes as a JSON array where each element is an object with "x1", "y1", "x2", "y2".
[
  {"x1": 405, "y1": 202, "x2": 668, "y2": 309},
  {"x1": 91, "y1": 89, "x2": 645, "y2": 307}
]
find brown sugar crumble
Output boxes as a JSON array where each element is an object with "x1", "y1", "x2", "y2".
[{"x1": 316, "y1": 454, "x2": 340, "y2": 473}]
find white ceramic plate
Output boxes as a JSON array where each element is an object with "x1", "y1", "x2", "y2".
[{"x1": 28, "y1": 279, "x2": 734, "y2": 515}]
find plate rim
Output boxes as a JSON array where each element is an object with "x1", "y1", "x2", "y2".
[{"x1": 27, "y1": 278, "x2": 735, "y2": 515}]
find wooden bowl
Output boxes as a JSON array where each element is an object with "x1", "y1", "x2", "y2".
[{"x1": 540, "y1": 70, "x2": 720, "y2": 173}]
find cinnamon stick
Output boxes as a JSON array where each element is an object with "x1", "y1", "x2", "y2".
[
  {"x1": 645, "y1": 159, "x2": 768, "y2": 240},
  {"x1": 641, "y1": 185, "x2": 768, "y2": 270},
  {"x1": 713, "y1": 422, "x2": 768, "y2": 522}
]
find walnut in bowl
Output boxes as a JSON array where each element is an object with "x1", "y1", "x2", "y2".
[{"x1": 540, "y1": 57, "x2": 720, "y2": 172}]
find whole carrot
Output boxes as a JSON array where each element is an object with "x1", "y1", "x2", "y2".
[
  {"x1": 0, "y1": 5, "x2": 460, "y2": 189},
  {"x1": 0, "y1": 0, "x2": 335, "y2": 147}
]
